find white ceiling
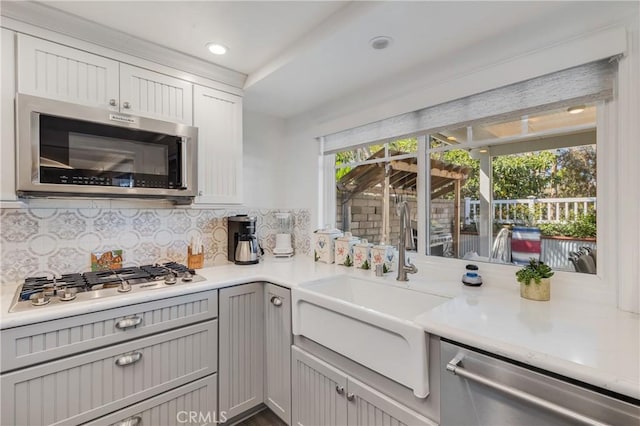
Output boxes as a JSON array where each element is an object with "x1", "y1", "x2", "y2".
[{"x1": 38, "y1": 1, "x2": 638, "y2": 118}]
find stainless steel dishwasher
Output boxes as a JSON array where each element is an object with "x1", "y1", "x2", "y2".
[{"x1": 440, "y1": 340, "x2": 640, "y2": 425}]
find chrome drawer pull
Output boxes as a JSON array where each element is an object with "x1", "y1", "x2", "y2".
[
  {"x1": 116, "y1": 316, "x2": 143, "y2": 330},
  {"x1": 115, "y1": 352, "x2": 143, "y2": 367},
  {"x1": 446, "y1": 357, "x2": 607, "y2": 426},
  {"x1": 335, "y1": 385, "x2": 344, "y2": 395},
  {"x1": 270, "y1": 296, "x2": 283, "y2": 307},
  {"x1": 116, "y1": 416, "x2": 142, "y2": 426},
  {"x1": 346, "y1": 392, "x2": 355, "y2": 401}
]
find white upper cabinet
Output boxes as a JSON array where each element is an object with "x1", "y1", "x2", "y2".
[
  {"x1": 193, "y1": 85, "x2": 243, "y2": 204},
  {"x1": 1, "y1": 29, "x2": 17, "y2": 201},
  {"x1": 17, "y1": 34, "x2": 193, "y2": 125},
  {"x1": 17, "y1": 34, "x2": 119, "y2": 110},
  {"x1": 119, "y1": 63, "x2": 192, "y2": 125}
]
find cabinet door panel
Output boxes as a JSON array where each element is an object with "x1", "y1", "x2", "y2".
[
  {"x1": 84, "y1": 374, "x2": 218, "y2": 426},
  {"x1": 1, "y1": 29, "x2": 17, "y2": 201},
  {"x1": 17, "y1": 34, "x2": 119, "y2": 109},
  {"x1": 291, "y1": 346, "x2": 348, "y2": 426},
  {"x1": 119, "y1": 63, "x2": 193, "y2": 124},
  {"x1": 347, "y1": 376, "x2": 434, "y2": 426},
  {"x1": 219, "y1": 283, "x2": 264, "y2": 419},
  {"x1": 193, "y1": 85, "x2": 243, "y2": 204},
  {"x1": 265, "y1": 284, "x2": 292, "y2": 424},
  {"x1": 1, "y1": 320, "x2": 216, "y2": 426}
]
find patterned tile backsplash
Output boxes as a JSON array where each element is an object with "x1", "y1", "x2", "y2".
[{"x1": 0, "y1": 207, "x2": 311, "y2": 284}]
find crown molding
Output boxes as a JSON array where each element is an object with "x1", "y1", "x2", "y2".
[{"x1": 1, "y1": 1, "x2": 247, "y2": 90}]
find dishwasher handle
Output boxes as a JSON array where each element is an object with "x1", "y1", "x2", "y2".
[{"x1": 446, "y1": 356, "x2": 607, "y2": 426}]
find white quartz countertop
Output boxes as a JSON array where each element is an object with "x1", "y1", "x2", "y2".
[{"x1": 1, "y1": 256, "x2": 638, "y2": 400}]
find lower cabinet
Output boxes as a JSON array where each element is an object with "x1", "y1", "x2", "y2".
[
  {"x1": 1, "y1": 320, "x2": 217, "y2": 426},
  {"x1": 292, "y1": 346, "x2": 434, "y2": 426},
  {"x1": 218, "y1": 283, "x2": 265, "y2": 420},
  {"x1": 264, "y1": 283, "x2": 292, "y2": 425},
  {"x1": 218, "y1": 282, "x2": 293, "y2": 424},
  {"x1": 84, "y1": 374, "x2": 218, "y2": 426}
]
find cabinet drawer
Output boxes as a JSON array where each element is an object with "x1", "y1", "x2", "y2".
[
  {"x1": 1, "y1": 320, "x2": 217, "y2": 426},
  {"x1": 83, "y1": 374, "x2": 218, "y2": 426},
  {"x1": 1, "y1": 290, "x2": 217, "y2": 372}
]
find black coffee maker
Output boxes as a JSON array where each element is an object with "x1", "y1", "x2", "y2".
[{"x1": 227, "y1": 215, "x2": 259, "y2": 265}]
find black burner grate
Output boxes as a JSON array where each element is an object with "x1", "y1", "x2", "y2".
[
  {"x1": 20, "y1": 274, "x2": 86, "y2": 300},
  {"x1": 18, "y1": 263, "x2": 194, "y2": 300}
]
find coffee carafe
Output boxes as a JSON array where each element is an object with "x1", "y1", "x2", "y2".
[{"x1": 228, "y1": 215, "x2": 260, "y2": 265}]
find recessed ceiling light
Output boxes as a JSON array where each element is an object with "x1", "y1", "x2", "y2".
[
  {"x1": 567, "y1": 105, "x2": 585, "y2": 114},
  {"x1": 206, "y1": 43, "x2": 228, "y2": 55},
  {"x1": 479, "y1": 148, "x2": 489, "y2": 153},
  {"x1": 446, "y1": 136, "x2": 457, "y2": 142},
  {"x1": 369, "y1": 36, "x2": 393, "y2": 50}
]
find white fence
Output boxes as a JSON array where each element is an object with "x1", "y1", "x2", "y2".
[{"x1": 464, "y1": 197, "x2": 596, "y2": 225}]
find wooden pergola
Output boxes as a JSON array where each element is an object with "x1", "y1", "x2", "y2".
[{"x1": 337, "y1": 150, "x2": 470, "y2": 254}]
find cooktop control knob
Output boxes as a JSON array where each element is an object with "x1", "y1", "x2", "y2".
[
  {"x1": 117, "y1": 281, "x2": 132, "y2": 293},
  {"x1": 164, "y1": 275, "x2": 177, "y2": 285},
  {"x1": 30, "y1": 293, "x2": 51, "y2": 306},
  {"x1": 56, "y1": 287, "x2": 78, "y2": 301}
]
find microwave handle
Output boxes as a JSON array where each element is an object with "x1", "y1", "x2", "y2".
[{"x1": 179, "y1": 137, "x2": 188, "y2": 189}]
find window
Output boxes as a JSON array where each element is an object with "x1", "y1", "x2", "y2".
[
  {"x1": 321, "y1": 58, "x2": 619, "y2": 290},
  {"x1": 334, "y1": 138, "x2": 417, "y2": 246},
  {"x1": 426, "y1": 104, "x2": 598, "y2": 273}
]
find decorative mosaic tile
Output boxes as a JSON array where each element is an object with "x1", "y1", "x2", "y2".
[
  {"x1": 167, "y1": 210, "x2": 192, "y2": 234},
  {"x1": 0, "y1": 206, "x2": 311, "y2": 284},
  {"x1": 132, "y1": 211, "x2": 161, "y2": 237},
  {"x1": 94, "y1": 210, "x2": 126, "y2": 237},
  {"x1": 49, "y1": 211, "x2": 87, "y2": 240},
  {"x1": 0, "y1": 249, "x2": 39, "y2": 283},
  {"x1": 1, "y1": 211, "x2": 39, "y2": 242},
  {"x1": 49, "y1": 248, "x2": 87, "y2": 276}
]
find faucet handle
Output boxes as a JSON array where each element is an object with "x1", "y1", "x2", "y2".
[{"x1": 406, "y1": 257, "x2": 418, "y2": 274}]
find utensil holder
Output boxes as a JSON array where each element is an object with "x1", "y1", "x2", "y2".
[{"x1": 187, "y1": 246, "x2": 204, "y2": 269}]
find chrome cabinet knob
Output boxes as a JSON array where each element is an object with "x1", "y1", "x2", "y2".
[
  {"x1": 270, "y1": 296, "x2": 283, "y2": 307},
  {"x1": 346, "y1": 392, "x2": 355, "y2": 401},
  {"x1": 123, "y1": 101, "x2": 131, "y2": 109},
  {"x1": 109, "y1": 98, "x2": 117, "y2": 107},
  {"x1": 335, "y1": 385, "x2": 344, "y2": 395}
]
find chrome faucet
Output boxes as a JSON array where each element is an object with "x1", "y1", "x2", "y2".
[{"x1": 396, "y1": 200, "x2": 418, "y2": 281}]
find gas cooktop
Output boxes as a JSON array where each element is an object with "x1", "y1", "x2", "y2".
[{"x1": 10, "y1": 262, "x2": 206, "y2": 313}]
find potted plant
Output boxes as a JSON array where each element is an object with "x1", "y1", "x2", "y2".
[{"x1": 515, "y1": 259, "x2": 554, "y2": 301}]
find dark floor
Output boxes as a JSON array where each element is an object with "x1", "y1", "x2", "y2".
[{"x1": 235, "y1": 409, "x2": 287, "y2": 426}]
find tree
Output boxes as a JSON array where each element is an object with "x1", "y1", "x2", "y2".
[
  {"x1": 554, "y1": 145, "x2": 596, "y2": 197},
  {"x1": 492, "y1": 151, "x2": 557, "y2": 199},
  {"x1": 434, "y1": 149, "x2": 557, "y2": 200}
]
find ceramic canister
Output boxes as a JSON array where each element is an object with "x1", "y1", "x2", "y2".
[
  {"x1": 313, "y1": 228, "x2": 343, "y2": 263},
  {"x1": 335, "y1": 232, "x2": 360, "y2": 266},
  {"x1": 371, "y1": 244, "x2": 397, "y2": 272},
  {"x1": 353, "y1": 240, "x2": 373, "y2": 270}
]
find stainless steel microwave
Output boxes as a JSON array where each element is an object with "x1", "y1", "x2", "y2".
[{"x1": 16, "y1": 94, "x2": 198, "y2": 202}]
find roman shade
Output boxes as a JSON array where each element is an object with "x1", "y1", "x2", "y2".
[{"x1": 321, "y1": 58, "x2": 619, "y2": 154}]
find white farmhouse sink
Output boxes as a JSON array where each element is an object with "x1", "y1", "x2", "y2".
[{"x1": 292, "y1": 275, "x2": 449, "y2": 398}]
